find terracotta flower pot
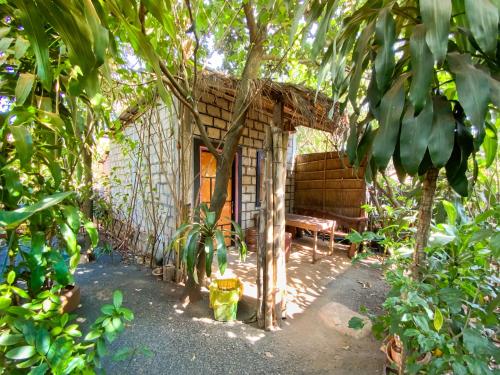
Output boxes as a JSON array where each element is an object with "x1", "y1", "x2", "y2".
[
  {"x1": 385, "y1": 336, "x2": 432, "y2": 369},
  {"x1": 386, "y1": 337, "x2": 402, "y2": 367},
  {"x1": 60, "y1": 285, "x2": 80, "y2": 313}
]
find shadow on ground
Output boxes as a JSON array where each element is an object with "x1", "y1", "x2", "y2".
[{"x1": 74, "y1": 239, "x2": 388, "y2": 375}]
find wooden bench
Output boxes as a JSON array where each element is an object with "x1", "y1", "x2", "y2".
[
  {"x1": 285, "y1": 213, "x2": 337, "y2": 263},
  {"x1": 294, "y1": 208, "x2": 368, "y2": 258}
]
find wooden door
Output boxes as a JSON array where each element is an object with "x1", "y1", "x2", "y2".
[{"x1": 199, "y1": 150, "x2": 233, "y2": 237}]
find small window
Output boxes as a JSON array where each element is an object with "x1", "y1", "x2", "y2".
[{"x1": 255, "y1": 150, "x2": 265, "y2": 207}]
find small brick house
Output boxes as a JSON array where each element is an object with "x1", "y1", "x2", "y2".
[{"x1": 104, "y1": 71, "x2": 349, "y2": 258}]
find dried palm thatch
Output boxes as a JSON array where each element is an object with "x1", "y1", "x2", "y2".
[
  {"x1": 196, "y1": 70, "x2": 347, "y2": 135},
  {"x1": 119, "y1": 70, "x2": 348, "y2": 138}
]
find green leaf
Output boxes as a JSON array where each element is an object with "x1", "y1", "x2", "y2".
[
  {"x1": 83, "y1": 0, "x2": 109, "y2": 65},
  {"x1": 346, "y1": 115, "x2": 358, "y2": 165},
  {"x1": 489, "y1": 76, "x2": 500, "y2": 107},
  {"x1": 413, "y1": 314, "x2": 430, "y2": 332},
  {"x1": 18, "y1": 0, "x2": 52, "y2": 90},
  {"x1": 433, "y1": 307, "x2": 443, "y2": 331},
  {"x1": 14, "y1": 36, "x2": 29, "y2": 59},
  {"x1": 463, "y1": 328, "x2": 496, "y2": 356},
  {"x1": 113, "y1": 290, "x2": 123, "y2": 308},
  {"x1": 6, "y1": 345, "x2": 36, "y2": 360},
  {"x1": 204, "y1": 236, "x2": 214, "y2": 277},
  {"x1": 101, "y1": 304, "x2": 115, "y2": 315},
  {"x1": 348, "y1": 21, "x2": 375, "y2": 109},
  {"x1": 10, "y1": 125, "x2": 33, "y2": 168},
  {"x1": 15, "y1": 73, "x2": 35, "y2": 105},
  {"x1": 0, "y1": 296, "x2": 12, "y2": 310},
  {"x1": 215, "y1": 231, "x2": 227, "y2": 275},
  {"x1": 409, "y1": 24, "x2": 434, "y2": 112},
  {"x1": 185, "y1": 229, "x2": 200, "y2": 277},
  {"x1": 372, "y1": 77, "x2": 406, "y2": 170},
  {"x1": 84, "y1": 221, "x2": 99, "y2": 248},
  {"x1": 465, "y1": 0, "x2": 498, "y2": 54},
  {"x1": 448, "y1": 52, "x2": 490, "y2": 137},
  {"x1": 428, "y1": 96, "x2": 455, "y2": 167},
  {"x1": 400, "y1": 100, "x2": 433, "y2": 175},
  {"x1": 441, "y1": 200, "x2": 457, "y2": 224},
  {"x1": 205, "y1": 211, "x2": 216, "y2": 228},
  {"x1": 483, "y1": 122, "x2": 498, "y2": 167},
  {"x1": 62, "y1": 205, "x2": 80, "y2": 232},
  {"x1": 7, "y1": 270, "x2": 15, "y2": 284},
  {"x1": 420, "y1": 0, "x2": 452, "y2": 62},
  {"x1": 0, "y1": 333, "x2": 24, "y2": 346},
  {"x1": 348, "y1": 316, "x2": 365, "y2": 330},
  {"x1": 35, "y1": 329, "x2": 50, "y2": 355},
  {"x1": 289, "y1": 1, "x2": 307, "y2": 45},
  {"x1": 374, "y1": 8, "x2": 395, "y2": 92},
  {"x1": 60, "y1": 222, "x2": 77, "y2": 255}
]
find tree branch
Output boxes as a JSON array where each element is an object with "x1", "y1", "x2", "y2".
[{"x1": 243, "y1": 1, "x2": 258, "y2": 43}]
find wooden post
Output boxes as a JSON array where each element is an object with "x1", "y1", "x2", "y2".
[
  {"x1": 264, "y1": 126, "x2": 274, "y2": 331},
  {"x1": 257, "y1": 101, "x2": 288, "y2": 330}
]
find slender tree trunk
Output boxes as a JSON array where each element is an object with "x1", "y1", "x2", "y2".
[
  {"x1": 413, "y1": 167, "x2": 439, "y2": 275},
  {"x1": 185, "y1": 4, "x2": 266, "y2": 301}
]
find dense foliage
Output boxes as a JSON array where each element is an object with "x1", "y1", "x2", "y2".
[
  {"x1": 0, "y1": 1, "x2": 133, "y2": 373},
  {"x1": 373, "y1": 204, "x2": 499, "y2": 374},
  {"x1": 305, "y1": 0, "x2": 498, "y2": 191}
]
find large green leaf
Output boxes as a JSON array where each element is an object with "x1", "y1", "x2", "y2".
[
  {"x1": 420, "y1": 0, "x2": 452, "y2": 62},
  {"x1": 348, "y1": 21, "x2": 375, "y2": 110},
  {"x1": 15, "y1": 73, "x2": 35, "y2": 105},
  {"x1": 84, "y1": 221, "x2": 99, "y2": 248},
  {"x1": 9, "y1": 125, "x2": 33, "y2": 167},
  {"x1": 464, "y1": 0, "x2": 498, "y2": 54},
  {"x1": 62, "y1": 205, "x2": 80, "y2": 232},
  {"x1": 374, "y1": 8, "x2": 395, "y2": 92},
  {"x1": 445, "y1": 120, "x2": 473, "y2": 196},
  {"x1": 6, "y1": 345, "x2": 36, "y2": 360},
  {"x1": 0, "y1": 192, "x2": 73, "y2": 229},
  {"x1": 483, "y1": 122, "x2": 498, "y2": 168},
  {"x1": 83, "y1": 0, "x2": 109, "y2": 65},
  {"x1": 346, "y1": 115, "x2": 358, "y2": 165},
  {"x1": 18, "y1": 0, "x2": 52, "y2": 90},
  {"x1": 60, "y1": 222, "x2": 77, "y2": 256},
  {"x1": 204, "y1": 236, "x2": 214, "y2": 277},
  {"x1": 400, "y1": 99, "x2": 433, "y2": 175},
  {"x1": 371, "y1": 77, "x2": 406, "y2": 170},
  {"x1": 428, "y1": 96, "x2": 455, "y2": 167},
  {"x1": 185, "y1": 230, "x2": 200, "y2": 277},
  {"x1": 215, "y1": 231, "x2": 227, "y2": 275},
  {"x1": 355, "y1": 123, "x2": 375, "y2": 168},
  {"x1": 448, "y1": 52, "x2": 490, "y2": 142},
  {"x1": 37, "y1": 0, "x2": 95, "y2": 75},
  {"x1": 409, "y1": 24, "x2": 433, "y2": 113}
]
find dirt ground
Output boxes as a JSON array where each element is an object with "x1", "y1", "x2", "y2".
[{"x1": 75, "y1": 237, "x2": 388, "y2": 374}]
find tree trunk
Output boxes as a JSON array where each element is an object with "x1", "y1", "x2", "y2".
[
  {"x1": 185, "y1": 6, "x2": 266, "y2": 300},
  {"x1": 413, "y1": 167, "x2": 439, "y2": 276}
]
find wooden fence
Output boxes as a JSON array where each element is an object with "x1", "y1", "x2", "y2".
[{"x1": 293, "y1": 152, "x2": 366, "y2": 220}]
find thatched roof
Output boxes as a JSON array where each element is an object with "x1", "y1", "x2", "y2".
[
  {"x1": 196, "y1": 70, "x2": 346, "y2": 133},
  {"x1": 119, "y1": 70, "x2": 347, "y2": 134}
]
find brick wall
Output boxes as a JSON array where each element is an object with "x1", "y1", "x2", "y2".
[
  {"x1": 105, "y1": 92, "x2": 298, "y2": 255},
  {"x1": 107, "y1": 104, "x2": 179, "y2": 257}
]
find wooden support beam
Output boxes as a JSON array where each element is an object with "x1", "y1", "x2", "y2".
[{"x1": 264, "y1": 126, "x2": 274, "y2": 331}]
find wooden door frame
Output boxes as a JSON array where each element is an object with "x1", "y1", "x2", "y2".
[{"x1": 193, "y1": 137, "x2": 242, "y2": 225}]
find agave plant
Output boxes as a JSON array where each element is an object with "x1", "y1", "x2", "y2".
[{"x1": 170, "y1": 204, "x2": 247, "y2": 282}]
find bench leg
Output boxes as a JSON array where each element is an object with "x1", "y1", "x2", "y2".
[
  {"x1": 312, "y1": 231, "x2": 318, "y2": 263},
  {"x1": 348, "y1": 243, "x2": 357, "y2": 258},
  {"x1": 329, "y1": 224, "x2": 335, "y2": 255}
]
